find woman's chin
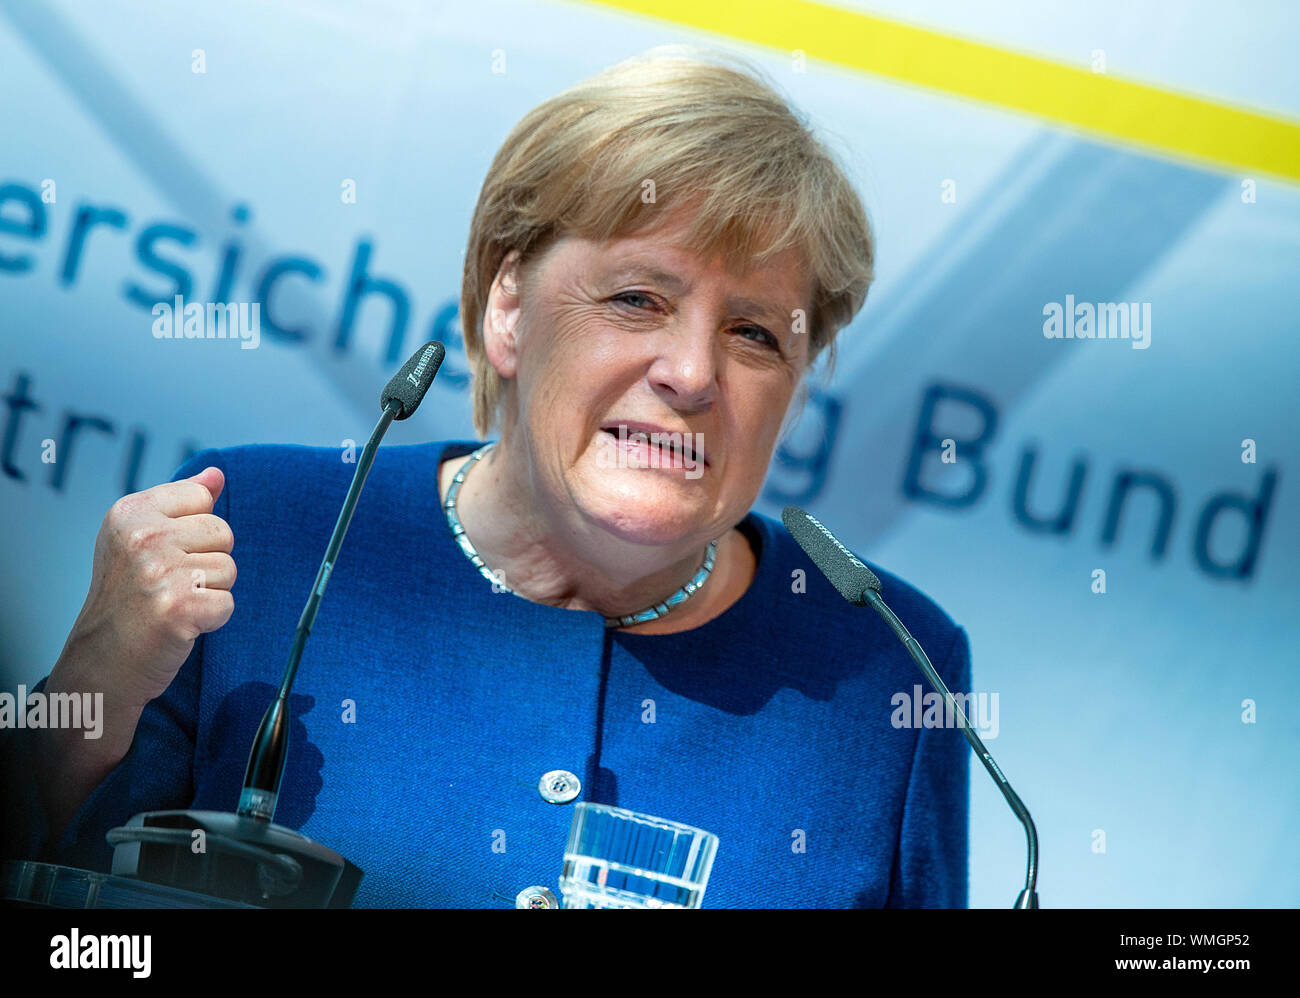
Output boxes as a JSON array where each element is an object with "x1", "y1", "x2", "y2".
[{"x1": 576, "y1": 487, "x2": 710, "y2": 547}]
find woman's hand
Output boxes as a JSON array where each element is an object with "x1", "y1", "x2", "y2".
[
  {"x1": 37, "y1": 466, "x2": 235, "y2": 839},
  {"x1": 62, "y1": 466, "x2": 235, "y2": 710}
]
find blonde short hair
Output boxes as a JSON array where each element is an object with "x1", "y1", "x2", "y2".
[{"x1": 460, "y1": 45, "x2": 874, "y2": 438}]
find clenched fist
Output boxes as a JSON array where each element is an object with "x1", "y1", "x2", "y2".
[
  {"x1": 66, "y1": 466, "x2": 236, "y2": 708},
  {"x1": 37, "y1": 465, "x2": 237, "y2": 837}
]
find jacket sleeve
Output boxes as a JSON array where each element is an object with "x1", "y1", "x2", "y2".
[
  {"x1": 0, "y1": 447, "x2": 228, "y2": 875},
  {"x1": 885, "y1": 624, "x2": 972, "y2": 908}
]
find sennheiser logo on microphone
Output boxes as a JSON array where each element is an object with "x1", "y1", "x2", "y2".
[
  {"x1": 407, "y1": 345, "x2": 436, "y2": 386},
  {"x1": 805, "y1": 513, "x2": 868, "y2": 570}
]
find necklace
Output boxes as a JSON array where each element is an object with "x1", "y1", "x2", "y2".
[{"x1": 442, "y1": 441, "x2": 717, "y2": 629}]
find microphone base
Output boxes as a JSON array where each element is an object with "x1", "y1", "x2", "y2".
[
  {"x1": 108, "y1": 809, "x2": 363, "y2": 908},
  {"x1": 2, "y1": 859, "x2": 257, "y2": 908}
]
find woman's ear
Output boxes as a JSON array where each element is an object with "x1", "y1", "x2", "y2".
[{"x1": 482, "y1": 250, "x2": 524, "y2": 379}]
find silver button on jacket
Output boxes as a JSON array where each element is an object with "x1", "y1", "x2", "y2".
[
  {"x1": 516, "y1": 886, "x2": 559, "y2": 909},
  {"x1": 538, "y1": 769, "x2": 581, "y2": 804}
]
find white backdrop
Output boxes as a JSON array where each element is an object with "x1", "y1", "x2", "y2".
[{"x1": 1, "y1": 0, "x2": 1297, "y2": 907}]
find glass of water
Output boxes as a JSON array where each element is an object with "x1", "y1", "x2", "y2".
[{"x1": 559, "y1": 802, "x2": 719, "y2": 909}]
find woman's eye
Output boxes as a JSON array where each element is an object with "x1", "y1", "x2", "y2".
[
  {"x1": 736, "y1": 325, "x2": 780, "y2": 350},
  {"x1": 610, "y1": 294, "x2": 779, "y2": 351},
  {"x1": 613, "y1": 291, "x2": 657, "y2": 310}
]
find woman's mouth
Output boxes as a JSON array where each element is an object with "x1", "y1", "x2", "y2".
[{"x1": 599, "y1": 424, "x2": 708, "y2": 473}]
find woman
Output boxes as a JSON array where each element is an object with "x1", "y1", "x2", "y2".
[{"x1": 13, "y1": 47, "x2": 970, "y2": 907}]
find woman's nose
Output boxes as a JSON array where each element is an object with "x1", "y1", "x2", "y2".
[{"x1": 646, "y1": 314, "x2": 721, "y2": 411}]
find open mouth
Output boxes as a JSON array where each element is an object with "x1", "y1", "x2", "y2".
[{"x1": 600, "y1": 425, "x2": 708, "y2": 468}]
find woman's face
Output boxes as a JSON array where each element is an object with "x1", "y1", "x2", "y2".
[{"x1": 484, "y1": 209, "x2": 813, "y2": 550}]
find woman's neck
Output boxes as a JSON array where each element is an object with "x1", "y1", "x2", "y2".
[{"x1": 438, "y1": 442, "x2": 755, "y2": 633}]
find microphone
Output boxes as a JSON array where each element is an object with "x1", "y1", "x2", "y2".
[
  {"x1": 381, "y1": 340, "x2": 444, "y2": 419},
  {"x1": 781, "y1": 505, "x2": 1040, "y2": 910},
  {"x1": 239, "y1": 341, "x2": 446, "y2": 822}
]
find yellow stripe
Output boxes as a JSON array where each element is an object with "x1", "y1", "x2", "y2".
[{"x1": 582, "y1": 0, "x2": 1300, "y2": 182}]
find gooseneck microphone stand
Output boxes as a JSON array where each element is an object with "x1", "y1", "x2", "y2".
[
  {"x1": 782, "y1": 505, "x2": 1039, "y2": 909},
  {"x1": 865, "y1": 587, "x2": 1039, "y2": 909},
  {"x1": 238, "y1": 397, "x2": 400, "y2": 823}
]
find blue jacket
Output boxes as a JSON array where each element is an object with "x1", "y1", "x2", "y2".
[{"x1": 11, "y1": 438, "x2": 971, "y2": 907}]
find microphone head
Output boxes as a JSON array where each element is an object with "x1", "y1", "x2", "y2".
[
  {"x1": 781, "y1": 505, "x2": 881, "y2": 605},
  {"x1": 381, "y1": 341, "x2": 445, "y2": 419}
]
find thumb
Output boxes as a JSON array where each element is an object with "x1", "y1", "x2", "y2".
[{"x1": 190, "y1": 466, "x2": 225, "y2": 506}]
